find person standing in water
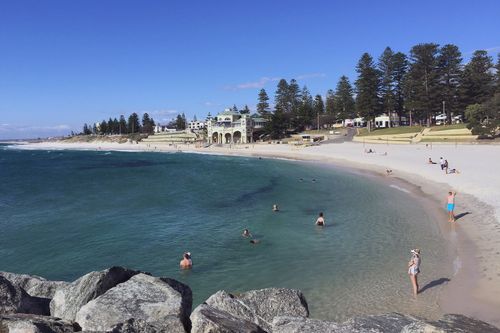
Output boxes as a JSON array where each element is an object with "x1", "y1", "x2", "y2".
[
  {"x1": 272, "y1": 204, "x2": 279, "y2": 212},
  {"x1": 180, "y1": 252, "x2": 192, "y2": 269},
  {"x1": 242, "y1": 229, "x2": 252, "y2": 238},
  {"x1": 408, "y1": 249, "x2": 421, "y2": 296},
  {"x1": 447, "y1": 191, "x2": 457, "y2": 222},
  {"x1": 315, "y1": 212, "x2": 325, "y2": 226}
]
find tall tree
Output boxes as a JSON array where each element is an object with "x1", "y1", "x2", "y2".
[
  {"x1": 460, "y1": 50, "x2": 495, "y2": 107},
  {"x1": 355, "y1": 53, "x2": 381, "y2": 130},
  {"x1": 378, "y1": 47, "x2": 395, "y2": 120},
  {"x1": 325, "y1": 89, "x2": 335, "y2": 115},
  {"x1": 142, "y1": 113, "x2": 155, "y2": 134},
  {"x1": 288, "y1": 79, "x2": 301, "y2": 117},
  {"x1": 175, "y1": 114, "x2": 186, "y2": 130},
  {"x1": 257, "y1": 88, "x2": 271, "y2": 118},
  {"x1": 119, "y1": 115, "x2": 128, "y2": 134},
  {"x1": 296, "y1": 86, "x2": 314, "y2": 130},
  {"x1": 274, "y1": 79, "x2": 289, "y2": 113},
  {"x1": 405, "y1": 43, "x2": 440, "y2": 125},
  {"x1": 496, "y1": 54, "x2": 500, "y2": 93},
  {"x1": 241, "y1": 105, "x2": 251, "y2": 114},
  {"x1": 313, "y1": 94, "x2": 325, "y2": 115},
  {"x1": 128, "y1": 113, "x2": 140, "y2": 133},
  {"x1": 392, "y1": 52, "x2": 408, "y2": 122},
  {"x1": 437, "y1": 44, "x2": 462, "y2": 122},
  {"x1": 107, "y1": 118, "x2": 114, "y2": 134},
  {"x1": 333, "y1": 76, "x2": 355, "y2": 120},
  {"x1": 232, "y1": 104, "x2": 238, "y2": 113},
  {"x1": 99, "y1": 120, "x2": 108, "y2": 135}
]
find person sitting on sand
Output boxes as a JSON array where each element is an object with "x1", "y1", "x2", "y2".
[
  {"x1": 386, "y1": 169, "x2": 393, "y2": 176},
  {"x1": 447, "y1": 191, "x2": 457, "y2": 222},
  {"x1": 315, "y1": 212, "x2": 325, "y2": 226},
  {"x1": 408, "y1": 249, "x2": 421, "y2": 296},
  {"x1": 447, "y1": 168, "x2": 460, "y2": 174},
  {"x1": 272, "y1": 204, "x2": 279, "y2": 212},
  {"x1": 428, "y1": 158, "x2": 437, "y2": 164},
  {"x1": 180, "y1": 252, "x2": 192, "y2": 269},
  {"x1": 242, "y1": 229, "x2": 252, "y2": 238}
]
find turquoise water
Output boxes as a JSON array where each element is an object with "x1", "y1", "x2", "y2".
[{"x1": 0, "y1": 144, "x2": 451, "y2": 321}]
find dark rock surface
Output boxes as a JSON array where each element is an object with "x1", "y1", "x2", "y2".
[
  {"x1": 49, "y1": 266, "x2": 140, "y2": 321},
  {"x1": 0, "y1": 276, "x2": 50, "y2": 316},
  {"x1": 401, "y1": 314, "x2": 500, "y2": 333},
  {"x1": 75, "y1": 273, "x2": 191, "y2": 333},
  {"x1": 0, "y1": 272, "x2": 69, "y2": 299},
  {"x1": 0, "y1": 313, "x2": 80, "y2": 333}
]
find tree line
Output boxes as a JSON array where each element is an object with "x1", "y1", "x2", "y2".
[
  {"x1": 255, "y1": 43, "x2": 500, "y2": 138},
  {"x1": 82, "y1": 113, "x2": 156, "y2": 135}
]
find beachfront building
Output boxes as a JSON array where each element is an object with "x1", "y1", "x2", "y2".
[
  {"x1": 206, "y1": 109, "x2": 267, "y2": 144},
  {"x1": 154, "y1": 124, "x2": 177, "y2": 133},
  {"x1": 188, "y1": 120, "x2": 206, "y2": 131}
]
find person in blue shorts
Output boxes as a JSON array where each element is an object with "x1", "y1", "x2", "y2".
[{"x1": 447, "y1": 191, "x2": 457, "y2": 222}]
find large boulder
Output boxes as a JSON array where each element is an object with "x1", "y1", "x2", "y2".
[
  {"x1": 401, "y1": 314, "x2": 500, "y2": 333},
  {"x1": 0, "y1": 313, "x2": 80, "y2": 333},
  {"x1": 190, "y1": 303, "x2": 265, "y2": 333},
  {"x1": 0, "y1": 277, "x2": 49, "y2": 316},
  {"x1": 191, "y1": 288, "x2": 309, "y2": 332},
  {"x1": 75, "y1": 273, "x2": 191, "y2": 333},
  {"x1": 0, "y1": 272, "x2": 69, "y2": 299},
  {"x1": 271, "y1": 316, "x2": 341, "y2": 333},
  {"x1": 340, "y1": 312, "x2": 417, "y2": 333},
  {"x1": 50, "y1": 266, "x2": 139, "y2": 321}
]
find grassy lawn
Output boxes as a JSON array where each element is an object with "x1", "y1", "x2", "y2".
[
  {"x1": 356, "y1": 126, "x2": 423, "y2": 137},
  {"x1": 420, "y1": 137, "x2": 476, "y2": 142},
  {"x1": 430, "y1": 123, "x2": 467, "y2": 131}
]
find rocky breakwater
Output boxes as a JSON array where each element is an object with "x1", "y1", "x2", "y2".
[{"x1": 1, "y1": 267, "x2": 499, "y2": 333}]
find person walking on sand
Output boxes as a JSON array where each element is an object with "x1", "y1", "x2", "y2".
[
  {"x1": 180, "y1": 252, "x2": 192, "y2": 269},
  {"x1": 447, "y1": 191, "x2": 457, "y2": 222},
  {"x1": 439, "y1": 157, "x2": 445, "y2": 170},
  {"x1": 315, "y1": 212, "x2": 325, "y2": 226},
  {"x1": 408, "y1": 249, "x2": 421, "y2": 296}
]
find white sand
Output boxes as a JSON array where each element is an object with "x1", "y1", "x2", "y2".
[{"x1": 12, "y1": 140, "x2": 500, "y2": 325}]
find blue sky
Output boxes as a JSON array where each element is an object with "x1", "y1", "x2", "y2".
[{"x1": 1, "y1": 0, "x2": 499, "y2": 139}]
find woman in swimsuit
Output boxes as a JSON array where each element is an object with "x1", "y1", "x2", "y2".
[{"x1": 408, "y1": 249, "x2": 421, "y2": 296}]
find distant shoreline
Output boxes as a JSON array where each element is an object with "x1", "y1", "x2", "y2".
[{"x1": 8, "y1": 139, "x2": 500, "y2": 326}]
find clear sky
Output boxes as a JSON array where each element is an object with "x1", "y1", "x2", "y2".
[{"x1": 1, "y1": 0, "x2": 499, "y2": 139}]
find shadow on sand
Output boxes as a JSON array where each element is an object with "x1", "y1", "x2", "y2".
[
  {"x1": 419, "y1": 277, "x2": 451, "y2": 294},
  {"x1": 455, "y1": 211, "x2": 471, "y2": 221}
]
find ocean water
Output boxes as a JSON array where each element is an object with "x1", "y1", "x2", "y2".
[{"x1": 0, "y1": 144, "x2": 452, "y2": 321}]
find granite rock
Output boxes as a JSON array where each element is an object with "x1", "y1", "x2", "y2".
[
  {"x1": 0, "y1": 277, "x2": 49, "y2": 316},
  {"x1": 0, "y1": 272, "x2": 69, "y2": 299},
  {"x1": 190, "y1": 303, "x2": 265, "y2": 333},
  {"x1": 0, "y1": 313, "x2": 80, "y2": 333}
]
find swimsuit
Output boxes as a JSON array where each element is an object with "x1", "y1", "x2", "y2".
[
  {"x1": 408, "y1": 256, "x2": 420, "y2": 275},
  {"x1": 447, "y1": 203, "x2": 454, "y2": 211}
]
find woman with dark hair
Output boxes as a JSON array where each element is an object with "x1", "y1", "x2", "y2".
[{"x1": 315, "y1": 212, "x2": 325, "y2": 226}]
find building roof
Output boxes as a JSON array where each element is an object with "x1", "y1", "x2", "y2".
[{"x1": 219, "y1": 110, "x2": 240, "y2": 116}]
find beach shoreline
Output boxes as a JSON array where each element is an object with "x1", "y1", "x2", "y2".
[{"x1": 8, "y1": 140, "x2": 500, "y2": 325}]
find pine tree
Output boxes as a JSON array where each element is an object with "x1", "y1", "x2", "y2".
[
  {"x1": 99, "y1": 120, "x2": 108, "y2": 135},
  {"x1": 257, "y1": 88, "x2": 271, "y2": 118},
  {"x1": 405, "y1": 43, "x2": 440, "y2": 125},
  {"x1": 437, "y1": 44, "x2": 462, "y2": 122},
  {"x1": 378, "y1": 47, "x2": 396, "y2": 124},
  {"x1": 241, "y1": 105, "x2": 251, "y2": 114},
  {"x1": 496, "y1": 54, "x2": 500, "y2": 93},
  {"x1": 119, "y1": 115, "x2": 128, "y2": 134},
  {"x1": 232, "y1": 104, "x2": 238, "y2": 113},
  {"x1": 325, "y1": 89, "x2": 335, "y2": 115},
  {"x1": 296, "y1": 86, "x2": 314, "y2": 130},
  {"x1": 392, "y1": 52, "x2": 408, "y2": 122},
  {"x1": 288, "y1": 79, "x2": 301, "y2": 117},
  {"x1": 107, "y1": 118, "x2": 114, "y2": 134},
  {"x1": 175, "y1": 114, "x2": 185, "y2": 130},
  {"x1": 355, "y1": 53, "x2": 381, "y2": 130},
  {"x1": 313, "y1": 94, "x2": 325, "y2": 115},
  {"x1": 142, "y1": 113, "x2": 154, "y2": 133},
  {"x1": 460, "y1": 50, "x2": 495, "y2": 107},
  {"x1": 333, "y1": 76, "x2": 355, "y2": 120},
  {"x1": 128, "y1": 113, "x2": 140, "y2": 133},
  {"x1": 274, "y1": 79, "x2": 289, "y2": 113}
]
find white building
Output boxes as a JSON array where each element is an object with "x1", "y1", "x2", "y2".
[
  {"x1": 207, "y1": 109, "x2": 267, "y2": 144},
  {"x1": 188, "y1": 120, "x2": 206, "y2": 130}
]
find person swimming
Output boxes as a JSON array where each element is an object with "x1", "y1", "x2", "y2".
[
  {"x1": 242, "y1": 229, "x2": 252, "y2": 238},
  {"x1": 180, "y1": 252, "x2": 192, "y2": 269},
  {"x1": 250, "y1": 239, "x2": 260, "y2": 244},
  {"x1": 315, "y1": 212, "x2": 325, "y2": 226},
  {"x1": 272, "y1": 204, "x2": 279, "y2": 212}
]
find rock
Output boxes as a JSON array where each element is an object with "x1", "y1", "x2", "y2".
[
  {"x1": 340, "y1": 312, "x2": 416, "y2": 333},
  {"x1": 110, "y1": 318, "x2": 163, "y2": 333},
  {"x1": 401, "y1": 314, "x2": 500, "y2": 333},
  {"x1": 191, "y1": 288, "x2": 309, "y2": 332},
  {"x1": 190, "y1": 303, "x2": 265, "y2": 333},
  {"x1": 75, "y1": 273, "x2": 191, "y2": 333},
  {"x1": 0, "y1": 272, "x2": 69, "y2": 299},
  {"x1": 0, "y1": 313, "x2": 80, "y2": 333},
  {"x1": 271, "y1": 316, "x2": 341, "y2": 333},
  {"x1": 50, "y1": 266, "x2": 140, "y2": 321},
  {"x1": 0, "y1": 276, "x2": 49, "y2": 316}
]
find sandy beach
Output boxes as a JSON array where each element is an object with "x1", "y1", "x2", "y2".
[{"x1": 12, "y1": 139, "x2": 500, "y2": 325}]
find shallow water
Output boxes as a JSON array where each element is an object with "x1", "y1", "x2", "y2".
[{"x1": 0, "y1": 145, "x2": 452, "y2": 321}]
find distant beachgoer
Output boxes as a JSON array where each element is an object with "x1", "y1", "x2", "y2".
[
  {"x1": 250, "y1": 239, "x2": 260, "y2": 244},
  {"x1": 408, "y1": 249, "x2": 421, "y2": 296},
  {"x1": 448, "y1": 168, "x2": 460, "y2": 174},
  {"x1": 428, "y1": 158, "x2": 437, "y2": 164},
  {"x1": 272, "y1": 204, "x2": 279, "y2": 212},
  {"x1": 315, "y1": 212, "x2": 325, "y2": 226},
  {"x1": 444, "y1": 160, "x2": 449, "y2": 174},
  {"x1": 312, "y1": 179, "x2": 316, "y2": 182},
  {"x1": 299, "y1": 178, "x2": 304, "y2": 182},
  {"x1": 386, "y1": 169, "x2": 393, "y2": 176},
  {"x1": 180, "y1": 252, "x2": 192, "y2": 269},
  {"x1": 447, "y1": 191, "x2": 457, "y2": 222},
  {"x1": 365, "y1": 148, "x2": 375, "y2": 154},
  {"x1": 439, "y1": 157, "x2": 445, "y2": 170},
  {"x1": 242, "y1": 229, "x2": 252, "y2": 238}
]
